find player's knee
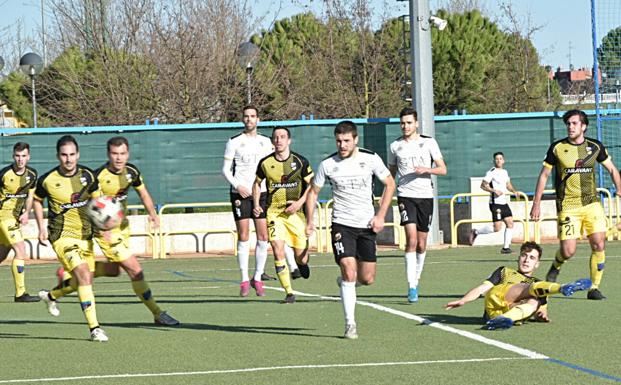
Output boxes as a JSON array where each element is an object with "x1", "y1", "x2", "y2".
[
  {"x1": 359, "y1": 276, "x2": 374, "y2": 286},
  {"x1": 131, "y1": 270, "x2": 144, "y2": 281}
]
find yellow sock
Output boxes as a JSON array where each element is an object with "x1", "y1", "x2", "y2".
[
  {"x1": 11, "y1": 259, "x2": 25, "y2": 297},
  {"x1": 528, "y1": 281, "x2": 561, "y2": 297},
  {"x1": 552, "y1": 249, "x2": 567, "y2": 270},
  {"x1": 590, "y1": 251, "x2": 605, "y2": 289},
  {"x1": 275, "y1": 259, "x2": 292, "y2": 295},
  {"x1": 50, "y1": 276, "x2": 78, "y2": 300},
  {"x1": 131, "y1": 279, "x2": 161, "y2": 315},
  {"x1": 77, "y1": 285, "x2": 99, "y2": 329},
  {"x1": 503, "y1": 303, "x2": 538, "y2": 322}
]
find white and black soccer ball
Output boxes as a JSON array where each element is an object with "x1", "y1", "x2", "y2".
[{"x1": 87, "y1": 196, "x2": 124, "y2": 230}]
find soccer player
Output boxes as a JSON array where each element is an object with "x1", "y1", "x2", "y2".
[
  {"x1": 530, "y1": 109, "x2": 621, "y2": 300},
  {"x1": 222, "y1": 105, "x2": 274, "y2": 296},
  {"x1": 34, "y1": 135, "x2": 108, "y2": 342},
  {"x1": 53, "y1": 137, "x2": 179, "y2": 326},
  {"x1": 388, "y1": 107, "x2": 446, "y2": 303},
  {"x1": 306, "y1": 120, "x2": 395, "y2": 339},
  {"x1": 0, "y1": 142, "x2": 40, "y2": 302},
  {"x1": 253, "y1": 127, "x2": 313, "y2": 303},
  {"x1": 469, "y1": 152, "x2": 518, "y2": 254},
  {"x1": 444, "y1": 241, "x2": 591, "y2": 330}
]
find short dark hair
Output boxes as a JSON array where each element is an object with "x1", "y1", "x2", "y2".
[
  {"x1": 56, "y1": 135, "x2": 78, "y2": 154},
  {"x1": 242, "y1": 105, "x2": 258, "y2": 115},
  {"x1": 399, "y1": 107, "x2": 418, "y2": 120},
  {"x1": 13, "y1": 142, "x2": 30, "y2": 153},
  {"x1": 493, "y1": 152, "x2": 504, "y2": 159},
  {"x1": 562, "y1": 109, "x2": 588, "y2": 126},
  {"x1": 272, "y1": 127, "x2": 290, "y2": 139},
  {"x1": 334, "y1": 120, "x2": 358, "y2": 138},
  {"x1": 520, "y1": 241, "x2": 543, "y2": 260},
  {"x1": 107, "y1": 136, "x2": 129, "y2": 152}
]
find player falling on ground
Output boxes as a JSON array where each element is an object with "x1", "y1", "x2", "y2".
[
  {"x1": 54, "y1": 136, "x2": 179, "y2": 326},
  {"x1": 306, "y1": 121, "x2": 395, "y2": 339},
  {"x1": 445, "y1": 241, "x2": 591, "y2": 330},
  {"x1": 35, "y1": 135, "x2": 108, "y2": 342},
  {"x1": 388, "y1": 107, "x2": 446, "y2": 303},
  {"x1": 530, "y1": 109, "x2": 621, "y2": 300},
  {"x1": 253, "y1": 127, "x2": 313, "y2": 304},
  {"x1": 469, "y1": 151, "x2": 518, "y2": 254},
  {"x1": 0, "y1": 142, "x2": 40, "y2": 303}
]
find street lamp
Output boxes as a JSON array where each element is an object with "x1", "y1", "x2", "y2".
[
  {"x1": 236, "y1": 42, "x2": 260, "y2": 104},
  {"x1": 19, "y1": 52, "x2": 44, "y2": 128}
]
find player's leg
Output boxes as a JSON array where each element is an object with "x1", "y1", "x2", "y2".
[
  {"x1": 252, "y1": 217, "x2": 270, "y2": 283},
  {"x1": 547, "y1": 210, "x2": 580, "y2": 281},
  {"x1": 398, "y1": 197, "x2": 420, "y2": 302},
  {"x1": 500, "y1": 206, "x2": 514, "y2": 253},
  {"x1": 332, "y1": 224, "x2": 359, "y2": 339},
  {"x1": 271, "y1": 239, "x2": 293, "y2": 302},
  {"x1": 10, "y1": 240, "x2": 40, "y2": 301},
  {"x1": 284, "y1": 244, "x2": 300, "y2": 278},
  {"x1": 287, "y1": 212, "x2": 310, "y2": 279},
  {"x1": 583, "y1": 203, "x2": 608, "y2": 300},
  {"x1": 410, "y1": 198, "x2": 433, "y2": 302}
]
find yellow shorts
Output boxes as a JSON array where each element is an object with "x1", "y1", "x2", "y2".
[
  {"x1": 267, "y1": 211, "x2": 308, "y2": 250},
  {"x1": 557, "y1": 202, "x2": 607, "y2": 240},
  {"x1": 95, "y1": 225, "x2": 131, "y2": 263},
  {"x1": 0, "y1": 217, "x2": 23, "y2": 246},
  {"x1": 51, "y1": 238, "x2": 95, "y2": 273},
  {"x1": 484, "y1": 284, "x2": 512, "y2": 319}
]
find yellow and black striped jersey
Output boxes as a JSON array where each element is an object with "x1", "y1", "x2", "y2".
[
  {"x1": 95, "y1": 163, "x2": 145, "y2": 227},
  {"x1": 543, "y1": 137, "x2": 609, "y2": 211},
  {"x1": 485, "y1": 266, "x2": 546, "y2": 305},
  {"x1": 255, "y1": 152, "x2": 313, "y2": 215},
  {"x1": 0, "y1": 165, "x2": 37, "y2": 220},
  {"x1": 34, "y1": 165, "x2": 100, "y2": 242}
]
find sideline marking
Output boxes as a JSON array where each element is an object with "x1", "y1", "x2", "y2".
[{"x1": 0, "y1": 357, "x2": 535, "y2": 383}]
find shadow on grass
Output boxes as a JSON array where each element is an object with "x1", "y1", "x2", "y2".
[{"x1": 416, "y1": 313, "x2": 484, "y2": 326}]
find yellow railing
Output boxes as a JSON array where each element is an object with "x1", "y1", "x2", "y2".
[{"x1": 450, "y1": 191, "x2": 530, "y2": 247}]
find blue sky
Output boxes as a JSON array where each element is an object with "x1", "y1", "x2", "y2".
[{"x1": 0, "y1": 0, "x2": 594, "y2": 69}]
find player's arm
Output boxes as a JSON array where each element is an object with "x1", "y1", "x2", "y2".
[
  {"x1": 136, "y1": 186, "x2": 160, "y2": 229},
  {"x1": 285, "y1": 183, "x2": 311, "y2": 215},
  {"x1": 305, "y1": 183, "x2": 321, "y2": 236},
  {"x1": 506, "y1": 180, "x2": 518, "y2": 195},
  {"x1": 530, "y1": 166, "x2": 552, "y2": 221},
  {"x1": 444, "y1": 281, "x2": 494, "y2": 310},
  {"x1": 601, "y1": 158, "x2": 621, "y2": 197},
  {"x1": 19, "y1": 190, "x2": 35, "y2": 225},
  {"x1": 414, "y1": 158, "x2": 447, "y2": 176},
  {"x1": 388, "y1": 164, "x2": 397, "y2": 178},
  {"x1": 251, "y1": 180, "x2": 263, "y2": 218},
  {"x1": 480, "y1": 180, "x2": 499, "y2": 196},
  {"x1": 369, "y1": 174, "x2": 396, "y2": 233},
  {"x1": 33, "y1": 198, "x2": 48, "y2": 246}
]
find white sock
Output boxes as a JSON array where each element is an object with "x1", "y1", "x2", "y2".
[
  {"x1": 253, "y1": 240, "x2": 269, "y2": 281},
  {"x1": 414, "y1": 251, "x2": 427, "y2": 286},
  {"x1": 237, "y1": 241, "x2": 250, "y2": 282},
  {"x1": 504, "y1": 228, "x2": 513, "y2": 249},
  {"x1": 405, "y1": 252, "x2": 417, "y2": 288},
  {"x1": 477, "y1": 226, "x2": 494, "y2": 235},
  {"x1": 340, "y1": 280, "x2": 357, "y2": 325},
  {"x1": 284, "y1": 244, "x2": 298, "y2": 271}
]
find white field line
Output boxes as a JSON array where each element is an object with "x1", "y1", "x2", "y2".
[{"x1": 0, "y1": 357, "x2": 536, "y2": 384}]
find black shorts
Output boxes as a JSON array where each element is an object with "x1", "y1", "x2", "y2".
[
  {"x1": 489, "y1": 203, "x2": 512, "y2": 222},
  {"x1": 230, "y1": 192, "x2": 267, "y2": 221},
  {"x1": 330, "y1": 223, "x2": 377, "y2": 264},
  {"x1": 397, "y1": 197, "x2": 433, "y2": 232}
]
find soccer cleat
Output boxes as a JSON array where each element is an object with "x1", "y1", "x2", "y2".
[
  {"x1": 500, "y1": 248, "x2": 513, "y2": 254},
  {"x1": 239, "y1": 281, "x2": 250, "y2": 297},
  {"x1": 154, "y1": 311, "x2": 180, "y2": 326},
  {"x1": 408, "y1": 287, "x2": 418, "y2": 303},
  {"x1": 344, "y1": 324, "x2": 358, "y2": 339},
  {"x1": 587, "y1": 288, "x2": 607, "y2": 300},
  {"x1": 14, "y1": 293, "x2": 41, "y2": 303},
  {"x1": 291, "y1": 269, "x2": 302, "y2": 280},
  {"x1": 545, "y1": 266, "x2": 560, "y2": 282},
  {"x1": 38, "y1": 290, "x2": 60, "y2": 317},
  {"x1": 282, "y1": 293, "x2": 296, "y2": 304},
  {"x1": 261, "y1": 273, "x2": 277, "y2": 281},
  {"x1": 251, "y1": 279, "x2": 265, "y2": 296},
  {"x1": 468, "y1": 229, "x2": 478, "y2": 245},
  {"x1": 298, "y1": 263, "x2": 310, "y2": 279},
  {"x1": 90, "y1": 327, "x2": 109, "y2": 342},
  {"x1": 560, "y1": 278, "x2": 592, "y2": 296},
  {"x1": 485, "y1": 316, "x2": 514, "y2": 330}
]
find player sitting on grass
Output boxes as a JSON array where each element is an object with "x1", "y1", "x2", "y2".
[{"x1": 444, "y1": 241, "x2": 591, "y2": 330}]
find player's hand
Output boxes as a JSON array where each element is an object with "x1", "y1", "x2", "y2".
[
  {"x1": 305, "y1": 221, "x2": 315, "y2": 237},
  {"x1": 284, "y1": 200, "x2": 302, "y2": 215},
  {"x1": 444, "y1": 300, "x2": 465, "y2": 310},
  {"x1": 494, "y1": 189, "x2": 504, "y2": 197},
  {"x1": 237, "y1": 186, "x2": 251, "y2": 198},
  {"x1": 533, "y1": 308, "x2": 550, "y2": 322},
  {"x1": 368, "y1": 215, "x2": 385, "y2": 233},
  {"x1": 253, "y1": 206, "x2": 263, "y2": 218},
  {"x1": 38, "y1": 229, "x2": 49, "y2": 246},
  {"x1": 19, "y1": 212, "x2": 29, "y2": 225},
  {"x1": 529, "y1": 203, "x2": 540, "y2": 221},
  {"x1": 413, "y1": 167, "x2": 429, "y2": 175},
  {"x1": 148, "y1": 214, "x2": 160, "y2": 230}
]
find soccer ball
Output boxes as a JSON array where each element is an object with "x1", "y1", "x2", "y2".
[{"x1": 87, "y1": 196, "x2": 124, "y2": 230}]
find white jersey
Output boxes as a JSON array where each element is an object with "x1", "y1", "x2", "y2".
[
  {"x1": 313, "y1": 148, "x2": 391, "y2": 229},
  {"x1": 483, "y1": 167, "x2": 511, "y2": 205},
  {"x1": 223, "y1": 132, "x2": 272, "y2": 193},
  {"x1": 387, "y1": 135, "x2": 443, "y2": 199}
]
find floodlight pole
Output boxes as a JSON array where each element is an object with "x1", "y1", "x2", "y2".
[
  {"x1": 409, "y1": 0, "x2": 441, "y2": 244},
  {"x1": 246, "y1": 65, "x2": 253, "y2": 104},
  {"x1": 30, "y1": 68, "x2": 38, "y2": 128}
]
